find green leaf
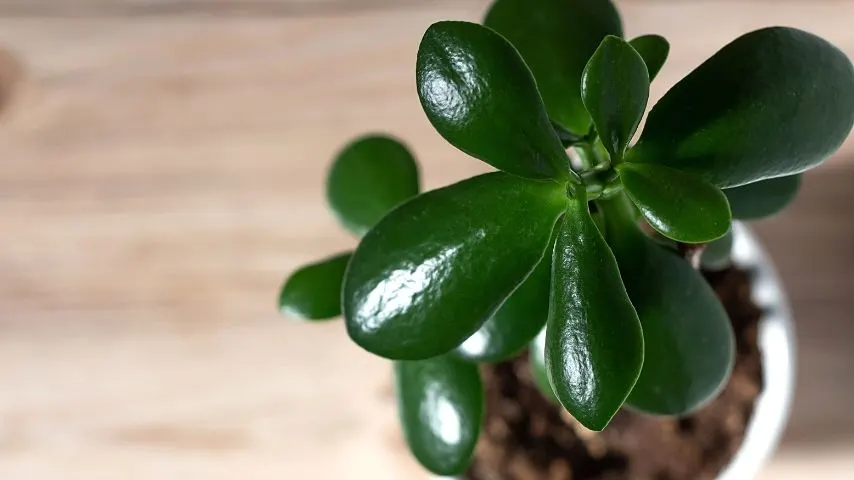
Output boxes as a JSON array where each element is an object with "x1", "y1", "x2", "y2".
[
  {"x1": 326, "y1": 135, "x2": 420, "y2": 236},
  {"x1": 701, "y1": 228, "x2": 734, "y2": 270},
  {"x1": 279, "y1": 252, "x2": 352, "y2": 320},
  {"x1": 529, "y1": 328, "x2": 559, "y2": 403},
  {"x1": 618, "y1": 162, "x2": 731, "y2": 243},
  {"x1": 546, "y1": 196, "x2": 644, "y2": 431},
  {"x1": 551, "y1": 120, "x2": 584, "y2": 148},
  {"x1": 599, "y1": 194, "x2": 735, "y2": 415},
  {"x1": 630, "y1": 27, "x2": 854, "y2": 187},
  {"x1": 582, "y1": 36, "x2": 650, "y2": 161},
  {"x1": 395, "y1": 356, "x2": 483, "y2": 476},
  {"x1": 416, "y1": 21, "x2": 570, "y2": 180},
  {"x1": 630, "y1": 34, "x2": 670, "y2": 81},
  {"x1": 344, "y1": 172, "x2": 565, "y2": 360},
  {"x1": 484, "y1": 0, "x2": 623, "y2": 135},
  {"x1": 454, "y1": 224, "x2": 558, "y2": 363},
  {"x1": 724, "y1": 174, "x2": 802, "y2": 220}
]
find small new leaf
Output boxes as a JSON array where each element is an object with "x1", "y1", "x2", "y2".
[
  {"x1": 630, "y1": 34, "x2": 670, "y2": 81},
  {"x1": 344, "y1": 172, "x2": 565, "y2": 360},
  {"x1": 395, "y1": 356, "x2": 483, "y2": 476},
  {"x1": 582, "y1": 36, "x2": 650, "y2": 161},
  {"x1": 484, "y1": 0, "x2": 623, "y2": 135},
  {"x1": 326, "y1": 135, "x2": 420, "y2": 236},
  {"x1": 279, "y1": 252, "x2": 352, "y2": 320},
  {"x1": 546, "y1": 197, "x2": 644, "y2": 431},
  {"x1": 417, "y1": 21, "x2": 570, "y2": 180},
  {"x1": 724, "y1": 174, "x2": 802, "y2": 220},
  {"x1": 618, "y1": 162, "x2": 731, "y2": 243}
]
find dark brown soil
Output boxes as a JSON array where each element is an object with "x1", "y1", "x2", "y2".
[{"x1": 466, "y1": 267, "x2": 764, "y2": 480}]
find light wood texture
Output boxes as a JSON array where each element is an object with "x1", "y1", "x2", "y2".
[{"x1": 0, "y1": 1, "x2": 852, "y2": 478}]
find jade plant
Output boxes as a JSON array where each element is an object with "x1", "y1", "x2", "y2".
[{"x1": 279, "y1": 0, "x2": 854, "y2": 475}]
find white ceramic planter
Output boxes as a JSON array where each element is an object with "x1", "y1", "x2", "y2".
[
  {"x1": 439, "y1": 223, "x2": 795, "y2": 480},
  {"x1": 717, "y1": 223, "x2": 795, "y2": 479}
]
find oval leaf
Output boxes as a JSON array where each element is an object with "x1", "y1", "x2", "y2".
[
  {"x1": 546, "y1": 197, "x2": 644, "y2": 431},
  {"x1": 618, "y1": 162, "x2": 731, "y2": 243},
  {"x1": 582, "y1": 36, "x2": 650, "y2": 160},
  {"x1": 395, "y1": 356, "x2": 483, "y2": 476},
  {"x1": 454, "y1": 224, "x2": 558, "y2": 363},
  {"x1": 724, "y1": 174, "x2": 802, "y2": 220},
  {"x1": 484, "y1": 0, "x2": 623, "y2": 135},
  {"x1": 279, "y1": 252, "x2": 352, "y2": 320},
  {"x1": 600, "y1": 195, "x2": 735, "y2": 415},
  {"x1": 344, "y1": 172, "x2": 565, "y2": 360},
  {"x1": 631, "y1": 27, "x2": 854, "y2": 187},
  {"x1": 701, "y1": 228, "x2": 734, "y2": 271},
  {"x1": 630, "y1": 34, "x2": 670, "y2": 81},
  {"x1": 326, "y1": 135, "x2": 420, "y2": 236},
  {"x1": 529, "y1": 328, "x2": 559, "y2": 403},
  {"x1": 417, "y1": 21, "x2": 569, "y2": 180}
]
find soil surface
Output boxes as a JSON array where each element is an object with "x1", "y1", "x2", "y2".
[{"x1": 466, "y1": 267, "x2": 764, "y2": 480}]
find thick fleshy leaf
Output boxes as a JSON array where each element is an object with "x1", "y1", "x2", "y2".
[
  {"x1": 326, "y1": 135, "x2": 420, "y2": 236},
  {"x1": 618, "y1": 162, "x2": 731, "y2": 243},
  {"x1": 600, "y1": 195, "x2": 735, "y2": 415},
  {"x1": 630, "y1": 34, "x2": 670, "y2": 81},
  {"x1": 484, "y1": 0, "x2": 623, "y2": 135},
  {"x1": 417, "y1": 21, "x2": 569, "y2": 180},
  {"x1": 529, "y1": 328, "x2": 559, "y2": 403},
  {"x1": 279, "y1": 252, "x2": 352, "y2": 320},
  {"x1": 724, "y1": 174, "x2": 802, "y2": 220},
  {"x1": 455, "y1": 225, "x2": 558, "y2": 363},
  {"x1": 582, "y1": 36, "x2": 650, "y2": 160},
  {"x1": 701, "y1": 228, "x2": 734, "y2": 271},
  {"x1": 546, "y1": 195, "x2": 644, "y2": 431},
  {"x1": 395, "y1": 356, "x2": 483, "y2": 476},
  {"x1": 344, "y1": 172, "x2": 565, "y2": 360},
  {"x1": 630, "y1": 27, "x2": 854, "y2": 187}
]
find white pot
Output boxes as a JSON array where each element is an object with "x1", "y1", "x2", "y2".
[
  {"x1": 717, "y1": 223, "x2": 795, "y2": 479},
  {"x1": 439, "y1": 223, "x2": 795, "y2": 480}
]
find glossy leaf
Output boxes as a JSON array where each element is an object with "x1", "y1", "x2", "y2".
[
  {"x1": 417, "y1": 21, "x2": 570, "y2": 180},
  {"x1": 630, "y1": 34, "x2": 670, "y2": 81},
  {"x1": 279, "y1": 252, "x2": 352, "y2": 320},
  {"x1": 701, "y1": 228, "x2": 734, "y2": 271},
  {"x1": 455, "y1": 225, "x2": 558, "y2": 363},
  {"x1": 618, "y1": 162, "x2": 731, "y2": 243},
  {"x1": 724, "y1": 174, "x2": 802, "y2": 220},
  {"x1": 546, "y1": 195, "x2": 644, "y2": 431},
  {"x1": 395, "y1": 356, "x2": 483, "y2": 476},
  {"x1": 344, "y1": 172, "x2": 565, "y2": 360},
  {"x1": 600, "y1": 195, "x2": 735, "y2": 415},
  {"x1": 582, "y1": 36, "x2": 650, "y2": 161},
  {"x1": 326, "y1": 135, "x2": 420, "y2": 236},
  {"x1": 529, "y1": 328, "x2": 559, "y2": 403},
  {"x1": 484, "y1": 0, "x2": 623, "y2": 135},
  {"x1": 630, "y1": 27, "x2": 854, "y2": 187}
]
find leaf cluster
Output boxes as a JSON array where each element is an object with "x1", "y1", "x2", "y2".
[{"x1": 279, "y1": 0, "x2": 854, "y2": 475}]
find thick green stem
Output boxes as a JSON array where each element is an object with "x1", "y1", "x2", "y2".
[{"x1": 595, "y1": 192, "x2": 641, "y2": 239}]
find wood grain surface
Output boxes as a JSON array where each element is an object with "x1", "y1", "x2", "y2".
[{"x1": 0, "y1": 1, "x2": 852, "y2": 478}]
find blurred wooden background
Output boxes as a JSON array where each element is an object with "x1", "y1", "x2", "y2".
[{"x1": 0, "y1": 0, "x2": 852, "y2": 478}]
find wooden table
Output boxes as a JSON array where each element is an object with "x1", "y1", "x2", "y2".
[{"x1": 0, "y1": 1, "x2": 852, "y2": 478}]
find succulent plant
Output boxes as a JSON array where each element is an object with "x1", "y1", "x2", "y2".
[{"x1": 279, "y1": 0, "x2": 854, "y2": 475}]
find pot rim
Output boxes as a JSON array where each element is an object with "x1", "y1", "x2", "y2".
[{"x1": 717, "y1": 222, "x2": 795, "y2": 480}]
